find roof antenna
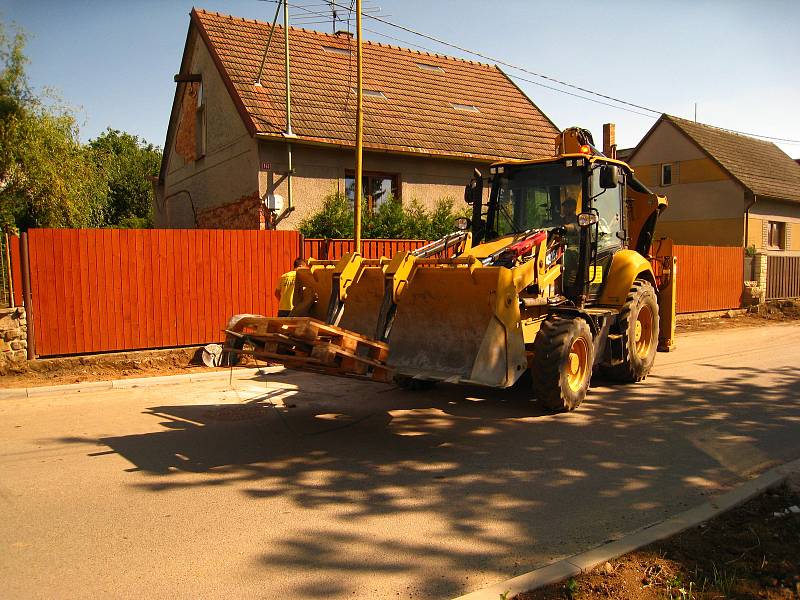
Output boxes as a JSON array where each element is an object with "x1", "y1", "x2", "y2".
[
  {"x1": 254, "y1": 0, "x2": 283, "y2": 86},
  {"x1": 694, "y1": 102, "x2": 697, "y2": 123}
]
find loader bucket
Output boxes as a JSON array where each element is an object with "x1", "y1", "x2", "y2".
[
  {"x1": 338, "y1": 266, "x2": 386, "y2": 338},
  {"x1": 386, "y1": 265, "x2": 527, "y2": 388}
]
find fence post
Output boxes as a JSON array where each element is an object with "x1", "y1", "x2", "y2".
[{"x1": 19, "y1": 232, "x2": 35, "y2": 360}]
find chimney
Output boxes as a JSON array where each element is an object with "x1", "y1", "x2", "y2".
[{"x1": 602, "y1": 123, "x2": 616, "y2": 159}]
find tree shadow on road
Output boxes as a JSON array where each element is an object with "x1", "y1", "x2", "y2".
[{"x1": 56, "y1": 364, "x2": 800, "y2": 598}]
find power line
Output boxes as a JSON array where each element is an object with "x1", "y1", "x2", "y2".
[
  {"x1": 258, "y1": 0, "x2": 800, "y2": 144},
  {"x1": 320, "y1": 0, "x2": 800, "y2": 145}
]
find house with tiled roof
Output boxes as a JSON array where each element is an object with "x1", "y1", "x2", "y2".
[
  {"x1": 628, "y1": 114, "x2": 800, "y2": 255},
  {"x1": 154, "y1": 8, "x2": 560, "y2": 230}
]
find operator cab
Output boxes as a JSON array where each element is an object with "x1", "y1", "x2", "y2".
[{"x1": 465, "y1": 149, "x2": 660, "y2": 307}]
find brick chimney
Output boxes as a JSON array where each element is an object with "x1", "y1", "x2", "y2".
[{"x1": 602, "y1": 123, "x2": 616, "y2": 159}]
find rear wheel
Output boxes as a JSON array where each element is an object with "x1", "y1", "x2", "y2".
[
  {"x1": 605, "y1": 279, "x2": 659, "y2": 382},
  {"x1": 531, "y1": 316, "x2": 594, "y2": 411}
]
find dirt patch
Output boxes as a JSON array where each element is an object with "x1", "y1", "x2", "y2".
[
  {"x1": 0, "y1": 347, "x2": 262, "y2": 388},
  {"x1": 677, "y1": 300, "x2": 800, "y2": 334},
  {"x1": 517, "y1": 480, "x2": 800, "y2": 599}
]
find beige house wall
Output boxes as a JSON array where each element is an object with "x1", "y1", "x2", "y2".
[
  {"x1": 258, "y1": 141, "x2": 486, "y2": 230},
  {"x1": 157, "y1": 33, "x2": 260, "y2": 228}
]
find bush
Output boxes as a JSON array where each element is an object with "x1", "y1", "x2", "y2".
[{"x1": 299, "y1": 192, "x2": 468, "y2": 240}]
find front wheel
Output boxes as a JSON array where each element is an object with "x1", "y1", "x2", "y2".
[
  {"x1": 604, "y1": 279, "x2": 659, "y2": 382},
  {"x1": 531, "y1": 316, "x2": 594, "y2": 412}
]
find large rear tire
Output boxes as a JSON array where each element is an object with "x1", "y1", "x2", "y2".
[
  {"x1": 604, "y1": 279, "x2": 659, "y2": 382},
  {"x1": 531, "y1": 316, "x2": 594, "y2": 412}
]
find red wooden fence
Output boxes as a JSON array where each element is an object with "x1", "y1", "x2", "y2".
[
  {"x1": 304, "y1": 238, "x2": 427, "y2": 261},
  {"x1": 673, "y1": 244, "x2": 743, "y2": 313},
  {"x1": 26, "y1": 229, "x2": 298, "y2": 356},
  {"x1": 15, "y1": 232, "x2": 747, "y2": 357}
]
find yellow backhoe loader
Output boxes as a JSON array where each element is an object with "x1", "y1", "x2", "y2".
[{"x1": 225, "y1": 127, "x2": 676, "y2": 411}]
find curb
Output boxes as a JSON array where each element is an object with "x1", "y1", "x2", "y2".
[
  {"x1": 0, "y1": 367, "x2": 275, "y2": 400},
  {"x1": 453, "y1": 457, "x2": 800, "y2": 600}
]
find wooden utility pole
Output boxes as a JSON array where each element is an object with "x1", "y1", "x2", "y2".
[{"x1": 354, "y1": 0, "x2": 363, "y2": 253}]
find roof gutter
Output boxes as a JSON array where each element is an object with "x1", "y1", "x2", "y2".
[{"x1": 253, "y1": 132, "x2": 507, "y2": 164}]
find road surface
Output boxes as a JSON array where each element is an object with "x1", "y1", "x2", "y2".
[{"x1": 1, "y1": 322, "x2": 799, "y2": 598}]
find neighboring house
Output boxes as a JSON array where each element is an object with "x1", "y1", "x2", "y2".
[
  {"x1": 155, "y1": 9, "x2": 560, "y2": 230},
  {"x1": 627, "y1": 114, "x2": 800, "y2": 255}
]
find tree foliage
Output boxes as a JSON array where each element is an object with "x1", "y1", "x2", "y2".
[
  {"x1": 0, "y1": 21, "x2": 160, "y2": 232},
  {"x1": 299, "y1": 192, "x2": 469, "y2": 240},
  {"x1": 89, "y1": 129, "x2": 161, "y2": 228}
]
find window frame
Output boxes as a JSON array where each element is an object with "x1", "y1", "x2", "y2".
[
  {"x1": 660, "y1": 163, "x2": 673, "y2": 186},
  {"x1": 766, "y1": 220, "x2": 786, "y2": 250},
  {"x1": 345, "y1": 170, "x2": 401, "y2": 213}
]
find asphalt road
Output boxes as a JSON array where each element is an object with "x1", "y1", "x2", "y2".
[{"x1": 1, "y1": 322, "x2": 799, "y2": 599}]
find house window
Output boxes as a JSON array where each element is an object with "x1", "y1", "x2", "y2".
[
  {"x1": 767, "y1": 221, "x2": 786, "y2": 250},
  {"x1": 195, "y1": 81, "x2": 206, "y2": 159},
  {"x1": 661, "y1": 163, "x2": 673, "y2": 186},
  {"x1": 345, "y1": 171, "x2": 400, "y2": 212}
]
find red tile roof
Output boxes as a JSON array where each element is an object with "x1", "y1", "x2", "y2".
[{"x1": 191, "y1": 9, "x2": 559, "y2": 162}]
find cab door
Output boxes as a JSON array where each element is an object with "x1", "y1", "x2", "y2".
[{"x1": 588, "y1": 166, "x2": 624, "y2": 301}]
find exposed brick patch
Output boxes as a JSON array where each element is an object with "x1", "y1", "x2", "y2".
[
  {"x1": 196, "y1": 192, "x2": 264, "y2": 229},
  {"x1": 175, "y1": 82, "x2": 200, "y2": 162}
]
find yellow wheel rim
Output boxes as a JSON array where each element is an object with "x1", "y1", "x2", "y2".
[
  {"x1": 634, "y1": 305, "x2": 653, "y2": 358},
  {"x1": 566, "y1": 337, "x2": 590, "y2": 392}
]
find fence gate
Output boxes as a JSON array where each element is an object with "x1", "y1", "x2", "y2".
[
  {"x1": 766, "y1": 255, "x2": 800, "y2": 299},
  {"x1": 672, "y1": 245, "x2": 744, "y2": 313}
]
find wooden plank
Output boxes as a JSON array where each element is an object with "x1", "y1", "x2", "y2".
[
  {"x1": 77, "y1": 230, "x2": 91, "y2": 353},
  {"x1": 8, "y1": 235, "x2": 23, "y2": 307}
]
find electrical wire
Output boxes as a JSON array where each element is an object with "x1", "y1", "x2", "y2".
[{"x1": 257, "y1": 0, "x2": 800, "y2": 144}]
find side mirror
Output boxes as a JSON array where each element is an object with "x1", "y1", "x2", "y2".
[
  {"x1": 464, "y1": 168, "x2": 483, "y2": 205},
  {"x1": 578, "y1": 212, "x2": 599, "y2": 228},
  {"x1": 599, "y1": 164, "x2": 619, "y2": 189}
]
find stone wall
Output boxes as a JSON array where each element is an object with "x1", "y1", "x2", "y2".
[{"x1": 0, "y1": 307, "x2": 27, "y2": 365}]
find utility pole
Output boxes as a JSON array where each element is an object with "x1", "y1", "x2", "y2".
[
  {"x1": 353, "y1": 0, "x2": 363, "y2": 254},
  {"x1": 283, "y1": 0, "x2": 294, "y2": 216}
]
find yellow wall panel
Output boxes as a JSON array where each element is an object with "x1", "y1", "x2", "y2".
[
  {"x1": 678, "y1": 158, "x2": 728, "y2": 184},
  {"x1": 746, "y1": 217, "x2": 764, "y2": 249},
  {"x1": 633, "y1": 164, "x2": 657, "y2": 187}
]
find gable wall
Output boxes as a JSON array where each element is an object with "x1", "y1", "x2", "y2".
[
  {"x1": 156, "y1": 32, "x2": 261, "y2": 229},
  {"x1": 629, "y1": 121, "x2": 745, "y2": 246}
]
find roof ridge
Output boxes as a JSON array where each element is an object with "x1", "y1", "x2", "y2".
[
  {"x1": 665, "y1": 113, "x2": 778, "y2": 147},
  {"x1": 192, "y1": 6, "x2": 495, "y2": 69}
]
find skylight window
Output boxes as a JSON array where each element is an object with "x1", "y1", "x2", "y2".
[
  {"x1": 416, "y1": 62, "x2": 444, "y2": 73},
  {"x1": 351, "y1": 88, "x2": 387, "y2": 99},
  {"x1": 322, "y1": 45, "x2": 351, "y2": 56},
  {"x1": 451, "y1": 103, "x2": 479, "y2": 112}
]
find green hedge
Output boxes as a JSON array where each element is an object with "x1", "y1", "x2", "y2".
[{"x1": 299, "y1": 192, "x2": 469, "y2": 240}]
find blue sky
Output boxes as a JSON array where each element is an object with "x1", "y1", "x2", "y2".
[{"x1": 2, "y1": 0, "x2": 799, "y2": 156}]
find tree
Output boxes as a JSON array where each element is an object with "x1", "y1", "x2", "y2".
[
  {"x1": 0, "y1": 21, "x2": 160, "y2": 232},
  {"x1": 88, "y1": 129, "x2": 161, "y2": 228},
  {"x1": 0, "y1": 21, "x2": 108, "y2": 231}
]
